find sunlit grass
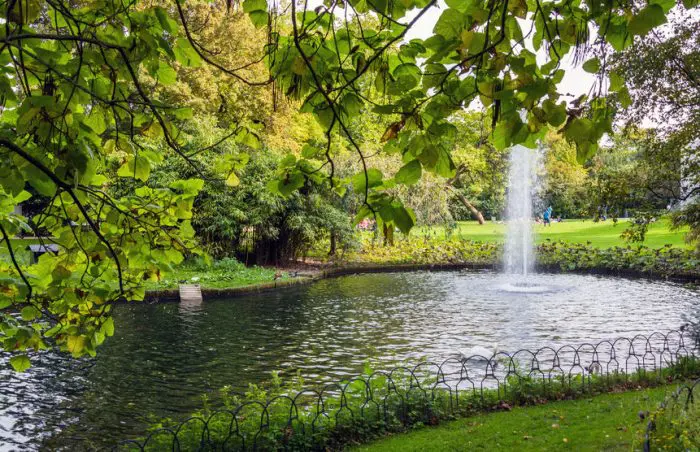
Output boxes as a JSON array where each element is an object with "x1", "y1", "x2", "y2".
[
  {"x1": 413, "y1": 218, "x2": 690, "y2": 249},
  {"x1": 354, "y1": 384, "x2": 677, "y2": 451}
]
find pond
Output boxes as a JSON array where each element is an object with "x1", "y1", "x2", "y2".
[{"x1": 0, "y1": 270, "x2": 698, "y2": 449}]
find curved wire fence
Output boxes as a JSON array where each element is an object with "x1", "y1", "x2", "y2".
[{"x1": 116, "y1": 329, "x2": 700, "y2": 451}]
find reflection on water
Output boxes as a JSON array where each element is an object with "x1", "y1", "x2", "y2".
[{"x1": 0, "y1": 270, "x2": 697, "y2": 449}]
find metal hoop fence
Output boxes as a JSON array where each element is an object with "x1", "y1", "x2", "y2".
[{"x1": 116, "y1": 329, "x2": 700, "y2": 451}]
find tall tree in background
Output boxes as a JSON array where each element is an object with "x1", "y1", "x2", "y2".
[{"x1": 610, "y1": 7, "x2": 698, "y2": 247}]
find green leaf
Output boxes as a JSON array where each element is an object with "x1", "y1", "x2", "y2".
[
  {"x1": 575, "y1": 141, "x2": 598, "y2": 164},
  {"x1": 395, "y1": 160, "x2": 422, "y2": 185},
  {"x1": 564, "y1": 118, "x2": 593, "y2": 144},
  {"x1": 226, "y1": 171, "x2": 240, "y2": 187},
  {"x1": 434, "y1": 9, "x2": 465, "y2": 40},
  {"x1": 21, "y1": 306, "x2": 40, "y2": 321},
  {"x1": 243, "y1": 0, "x2": 268, "y2": 27},
  {"x1": 154, "y1": 7, "x2": 177, "y2": 33},
  {"x1": 102, "y1": 317, "x2": 115, "y2": 337},
  {"x1": 628, "y1": 5, "x2": 666, "y2": 36},
  {"x1": 609, "y1": 71, "x2": 624, "y2": 92},
  {"x1": 9, "y1": 355, "x2": 31, "y2": 372},
  {"x1": 25, "y1": 165, "x2": 57, "y2": 197},
  {"x1": 392, "y1": 205, "x2": 415, "y2": 234},
  {"x1": 352, "y1": 169, "x2": 383, "y2": 193},
  {"x1": 248, "y1": 10, "x2": 269, "y2": 28},
  {"x1": 243, "y1": 0, "x2": 267, "y2": 13},
  {"x1": 66, "y1": 335, "x2": 86, "y2": 357},
  {"x1": 117, "y1": 156, "x2": 150, "y2": 182},
  {"x1": 278, "y1": 172, "x2": 305, "y2": 196},
  {"x1": 156, "y1": 61, "x2": 177, "y2": 85},
  {"x1": 582, "y1": 57, "x2": 600, "y2": 74},
  {"x1": 341, "y1": 92, "x2": 363, "y2": 117},
  {"x1": 393, "y1": 63, "x2": 422, "y2": 91},
  {"x1": 174, "y1": 38, "x2": 202, "y2": 67},
  {"x1": 543, "y1": 100, "x2": 567, "y2": 127}
]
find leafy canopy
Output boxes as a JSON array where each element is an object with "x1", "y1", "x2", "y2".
[{"x1": 0, "y1": 0, "x2": 694, "y2": 368}]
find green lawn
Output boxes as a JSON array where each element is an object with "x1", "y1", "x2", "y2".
[
  {"x1": 144, "y1": 258, "x2": 289, "y2": 290},
  {"x1": 355, "y1": 385, "x2": 674, "y2": 452},
  {"x1": 415, "y1": 218, "x2": 690, "y2": 249}
]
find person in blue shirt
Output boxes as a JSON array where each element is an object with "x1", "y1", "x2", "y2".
[{"x1": 543, "y1": 206, "x2": 553, "y2": 226}]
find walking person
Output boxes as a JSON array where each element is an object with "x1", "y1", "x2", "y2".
[{"x1": 543, "y1": 206, "x2": 553, "y2": 226}]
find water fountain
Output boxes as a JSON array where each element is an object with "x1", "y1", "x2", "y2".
[
  {"x1": 500, "y1": 144, "x2": 551, "y2": 293},
  {"x1": 504, "y1": 144, "x2": 538, "y2": 276}
]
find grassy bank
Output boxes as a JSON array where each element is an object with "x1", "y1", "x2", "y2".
[
  {"x1": 354, "y1": 384, "x2": 674, "y2": 451},
  {"x1": 415, "y1": 218, "x2": 690, "y2": 249},
  {"x1": 144, "y1": 257, "x2": 289, "y2": 290}
]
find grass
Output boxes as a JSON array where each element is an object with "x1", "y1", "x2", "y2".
[
  {"x1": 414, "y1": 218, "x2": 690, "y2": 249},
  {"x1": 354, "y1": 384, "x2": 676, "y2": 452},
  {"x1": 144, "y1": 257, "x2": 289, "y2": 290}
]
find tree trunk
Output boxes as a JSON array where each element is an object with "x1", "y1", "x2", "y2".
[
  {"x1": 329, "y1": 231, "x2": 337, "y2": 256},
  {"x1": 446, "y1": 166, "x2": 486, "y2": 225},
  {"x1": 450, "y1": 188, "x2": 485, "y2": 224},
  {"x1": 382, "y1": 223, "x2": 394, "y2": 246}
]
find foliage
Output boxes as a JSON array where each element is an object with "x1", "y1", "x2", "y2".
[
  {"x1": 609, "y1": 7, "x2": 699, "y2": 252},
  {"x1": 644, "y1": 379, "x2": 700, "y2": 451},
  {"x1": 262, "y1": 0, "x2": 695, "y2": 231},
  {"x1": 343, "y1": 232, "x2": 698, "y2": 279},
  {"x1": 449, "y1": 112, "x2": 508, "y2": 221},
  {"x1": 610, "y1": 7, "x2": 699, "y2": 134},
  {"x1": 537, "y1": 240, "x2": 699, "y2": 277},
  {"x1": 0, "y1": 0, "x2": 233, "y2": 367},
  {"x1": 145, "y1": 257, "x2": 285, "y2": 290},
  {"x1": 351, "y1": 235, "x2": 500, "y2": 265},
  {"x1": 671, "y1": 200, "x2": 700, "y2": 252},
  {"x1": 0, "y1": 0, "x2": 696, "y2": 368},
  {"x1": 540, "y1": 133, "x2": 589, "y2": 219}
]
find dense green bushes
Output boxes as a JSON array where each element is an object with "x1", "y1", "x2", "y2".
[
  {"x1": 347, "y1": 236, "x2": 699, "y2": 280},
  {"x1": 150, "y1": 147, "x2": 357, "y2": 264},
  {"x1": 537, "y1": 241, "x2": 699, "y2": 278},
  {"x1": 351, "y1": 235, "x2": 500, "y2": 265}
]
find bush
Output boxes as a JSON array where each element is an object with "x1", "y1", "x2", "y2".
[
  {"x1": 347, "y1": 235, "x2": 699, "y2": 280},
  {"x1": 537, "y1": 240, "x2": 699, "y2": 278}
]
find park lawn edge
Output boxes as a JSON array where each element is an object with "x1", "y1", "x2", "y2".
[{"x1": 350, "y1": 381, "x2": 683, "y2": 452}]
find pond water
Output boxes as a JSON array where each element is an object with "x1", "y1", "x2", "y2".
[{"x1": 0, "y1": 270, "x2": 698, "y2": 449}]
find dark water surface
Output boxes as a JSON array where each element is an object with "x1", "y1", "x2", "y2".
[{"x1": 0, "y1": 270, "x2": 698, "y2": 449}]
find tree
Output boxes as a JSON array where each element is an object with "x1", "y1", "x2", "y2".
[
  {"x1": 0, "y1": 0, "x2": 265, "y2": 368},
  {"x1": 1, "y1": 0, "x2": 692, "y2": 367},
  {"x1": 448, "y1": 111, "x2": 508, "y2": 223},
  {"x1": 609, "y1": 6, "x2": 699, "y2": 247},
  {"x1": 541, "y1": 133, "x2": 590, "y2": 219}
]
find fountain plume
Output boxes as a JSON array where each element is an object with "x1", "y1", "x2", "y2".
[{"x1": 504, "y1": 144, "x2": 540, "y2": 276}]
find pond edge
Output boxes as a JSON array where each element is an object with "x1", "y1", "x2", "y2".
[{"x1": 144, "y1": 262, "x2": 699, "y2": 302}]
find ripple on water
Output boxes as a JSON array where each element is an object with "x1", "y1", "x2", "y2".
[{"x1": 0, "y1": 270, "x2": 697, "y2": 449}]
